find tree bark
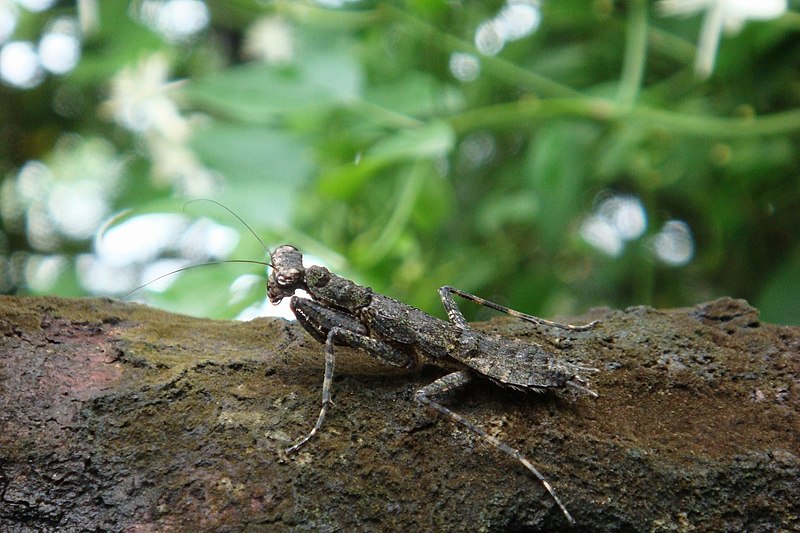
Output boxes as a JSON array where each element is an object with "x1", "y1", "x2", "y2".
[{"x1": 0, "y1": 295, "x2": 797, "y2": 532}]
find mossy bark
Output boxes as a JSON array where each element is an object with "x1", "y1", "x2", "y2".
[{"x1": 0, "y1": 295, "x2": 797, "y2": 531}]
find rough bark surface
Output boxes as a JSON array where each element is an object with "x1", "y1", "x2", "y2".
[{"x1": 0, "y1": 295, "x2": 797, "y2": 532}]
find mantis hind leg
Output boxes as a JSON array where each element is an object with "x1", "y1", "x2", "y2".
[
  {"x1": 438, "y1": 285, "x2": 598, "y2": 331},
  {"x1": 415, "y1": 370, "x2": 576, "y2": 524}
]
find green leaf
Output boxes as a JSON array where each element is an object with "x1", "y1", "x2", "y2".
[
  {"x1": 140, "y1": 263, "x2": 263, "y2": 320},
  {"x1": 190, "y1": 123, "x2": 314, "y2": 227},
  {"x1": 368, "y1": 119, "x2": 455, "y2": 159},
  {"x1": 526, "y1": 122, "x2": 598, "y2": 249},
  {"x1": 318, "y1": 120, "x2": 455, "y2": 198},
  {"x1": 364, "y1": 72, "x2": 464, "y2": 118},
  {"x1": 757, "y1": 250, "x2": 800, "y2": 326},
  {"x1": 184, "y1": 44, "x2": 363, "y2": 122}
]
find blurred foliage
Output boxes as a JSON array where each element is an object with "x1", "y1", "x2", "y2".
[{"x1": 1, "y1": 0, "x2": 799, "y2": 325}]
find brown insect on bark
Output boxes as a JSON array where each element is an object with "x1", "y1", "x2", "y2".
[
  {"x1": 268, "y1": 244, "x2": 599, "y2": 525},
  {"x1": 130, "y1": 201, "x2": 600, "y2": 525}
]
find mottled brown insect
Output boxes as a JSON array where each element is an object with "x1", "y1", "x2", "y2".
[{"x1": 269, "y1": 244, "x2": 599, "y2": 525}]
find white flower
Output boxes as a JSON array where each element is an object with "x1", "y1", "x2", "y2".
[
  {"x1": 101, "y1": 53, "x2": 217, "y2": 194},
  {"x1": 102, "y1": 53, "x2": 189, "y2": 141},
  {"x1": 243, "y1": 16, "x2": 294, "y2": 65},
  {"x1": 658, "y1": 0, "x2": 788, "y2": 77}
]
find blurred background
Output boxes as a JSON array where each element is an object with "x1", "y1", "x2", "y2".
[{"x1": 0, "y1": 0, "x2": 798, "y2": 324}]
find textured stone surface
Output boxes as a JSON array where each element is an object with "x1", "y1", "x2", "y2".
[{"x1": 0, "y1": 295, "x2": 797, "y2": 531}]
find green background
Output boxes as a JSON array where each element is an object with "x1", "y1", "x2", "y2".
[{"x1": 1, "y1": 1, "x2": 798, "y2": 325}]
